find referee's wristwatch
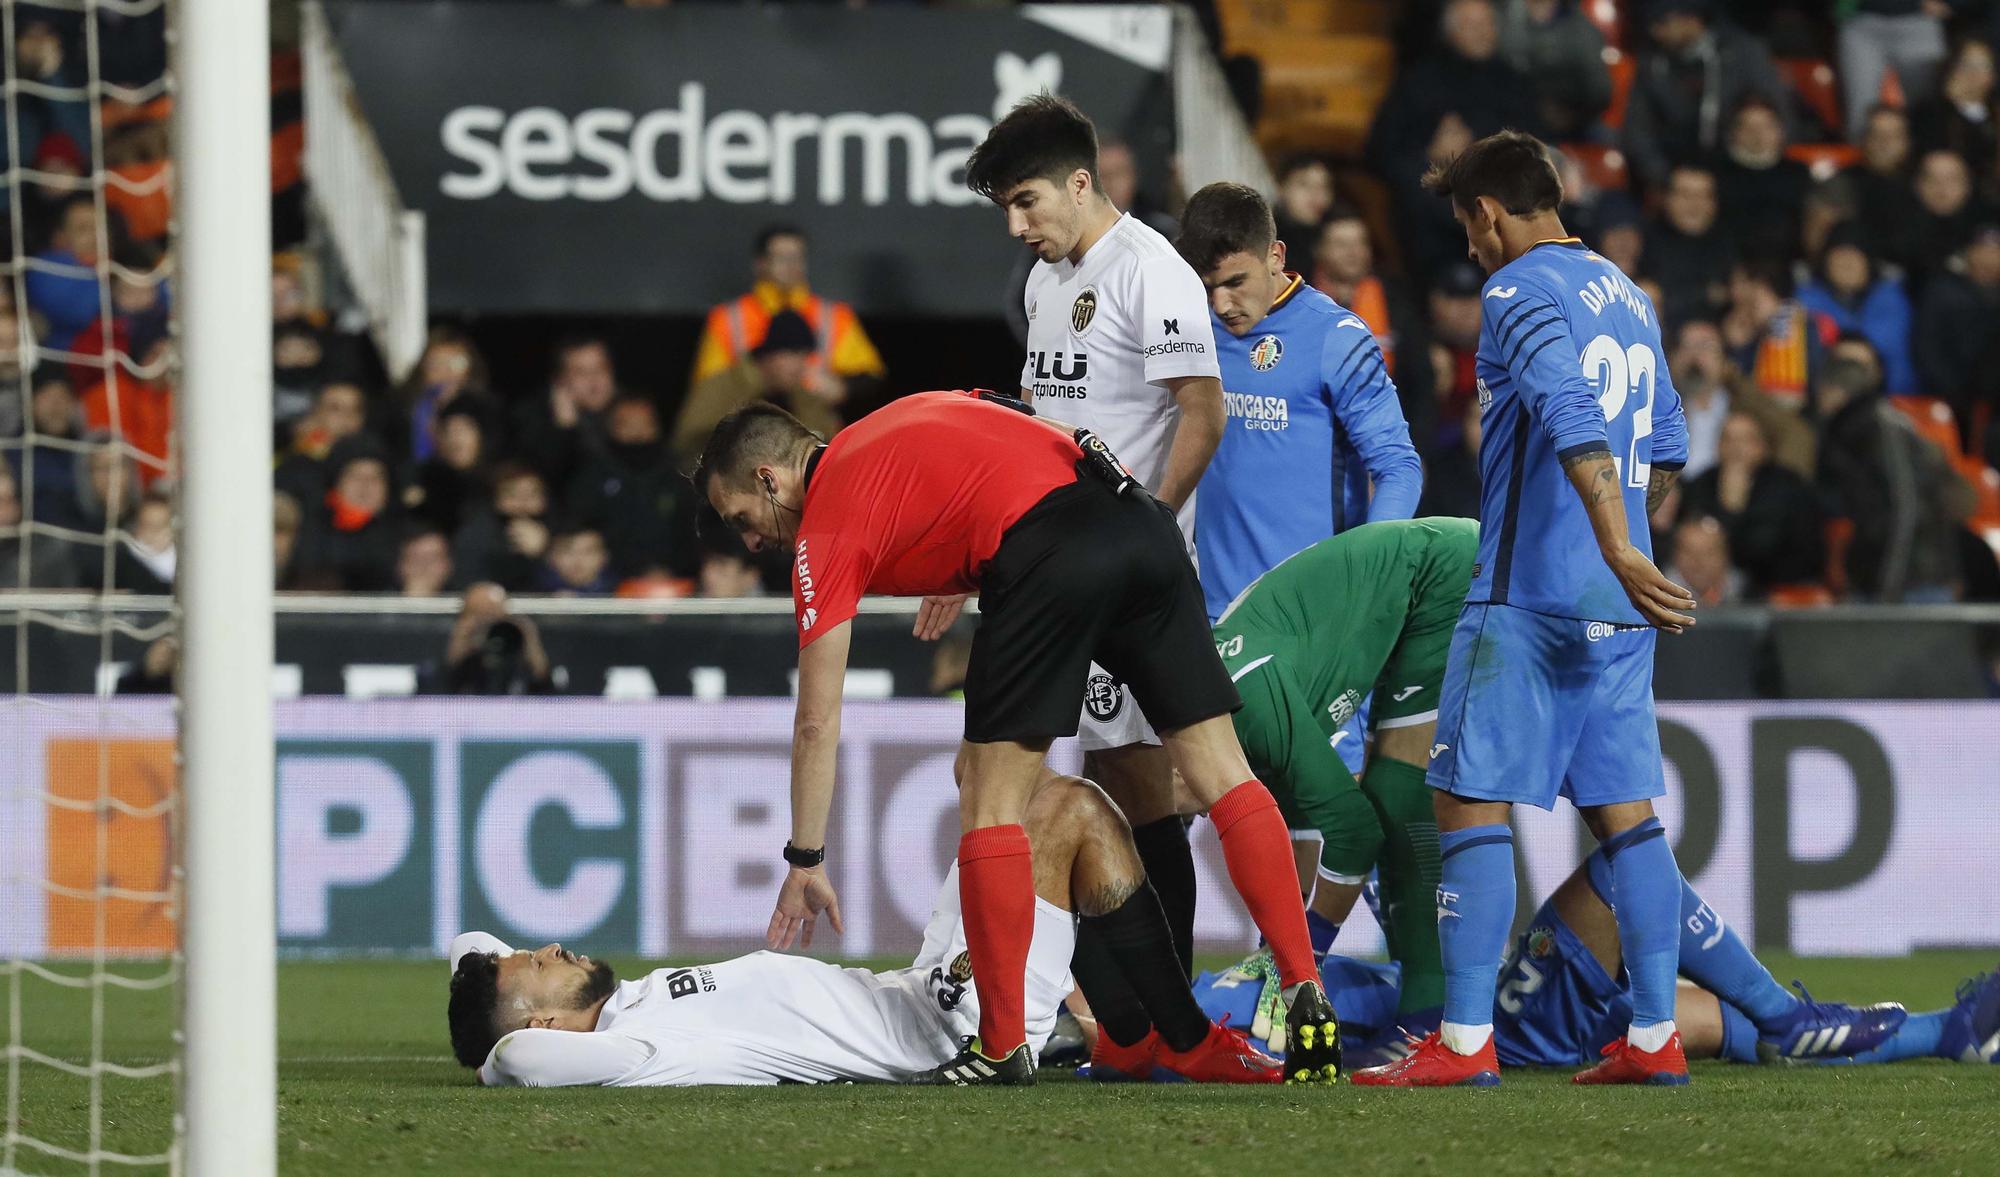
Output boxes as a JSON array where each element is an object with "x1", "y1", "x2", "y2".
[{"x1": 782, "y1": 842, "x2": 825, "y2": 870}]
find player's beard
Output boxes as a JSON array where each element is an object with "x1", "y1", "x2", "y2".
[{"x1": 570, "y1": 959, "x2": 618, "y2": 1010}]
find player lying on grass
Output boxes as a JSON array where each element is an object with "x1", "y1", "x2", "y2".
[
  {"x1": 1199, "y1": 846, "x2": 1995, "y2": 1071},
  {"x1": 1082, "y1": 517, "x2": 1471, "y2": 1076},
  {"x1": 447, "y1": 773, "x2": 1281, "y2": 1087}
]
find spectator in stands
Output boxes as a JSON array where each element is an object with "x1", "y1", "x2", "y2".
[
  {"x1": 690, "y1": 224, "x2": 885, "y2": 395},
  {"x1": 0, "y1": 460, "x2": 78, "y2": 590},
  {"x1": 22, "y1": 133, "x2": 87, "y2": 257},
  {"x1": 27, "y1": 196, "x2": 110, "y2": 352},
  {"x1": 69, "y1": 437, "x2": 136, "y2": 547},
  {"x1": 1368, "y1": 0, "x2": 1543, "y2": 280},
  {"x1": 397, "y1": 326, "x2": 491, "y2": 465},
  {"x1": 1910, "y1": 148, "x2": 1994, "y2": 288},
  {"x1": 1417, "y1": 391, "x2": 1484, "y2": 519},
  {"x1": 1590, "y1": 193, "x2": 1646, "y2": 280},
  {"x1": 15, "y1": 369, "x2": 85, "y2": 528},
  {"x1": 1799, "y1": 175, "x2": 1861, "y2": 264},
  {"x1": 1797, "y1": 222, "x2": 1919, "y2": 396},
  {"x1": 570, "y1": 394, "x2": 693, "y2": 580},
  {"x1": 1721, "y1": 255, "x2": 1834, "y2": 411},
  {"x1": 1311, "y1": 205, "x2": 1418, "y2": 380},
  {"x1": 1916, "y1": 223, "x2": 2000, "y2": 460},
  {"x1": 276, "y1": 381, "x2": 371, "y2": 509},
  {"x1": 87, "y1": 489, "x2": 174, "y2": 594},
  {"x1": 1680, "y1": 410, "x2": 1826, "y2": 595},
  {"x1": 70, "y1": 253, "x2": 170, "y2": 398},
  {"x1": 1909, "y1": 39, "x2": 1997, "y2": 193},
  {"x1": 10, "y1": 17, "x2": 92, "y2": 196},
  {"x1": 510, "y1": 334, "x2": 620, "y2": 493},
  {"x1": 435, "y1": 583, "x2": 553, "y2": 696},
  {"x1": 1662, "y1": 515, "x2": 1746, "y2": 606},
  {"x1": 296, "y1": 439, "x2": 402, "y2": 592},
  {"x1": 674, "y1": 310, "x2": 844, "y2": 467},
  {"x1": 1713, "y1": 96, "x2": 1813, "y2": 259},
  {"x1": 271, "y1": 257, "x2": 365, "y2": 424},
  {"x1": 1621, "y1": 0, "x2": 1786, "y2": 194},
  {"x1": 397, "y1": 527, "x2": 456, "y2": 598},
  {"x1": 114, "y1": 636, "x2": 178, "y2": 695},
  {"x1": 80, "y1": 336, "x2": 172, "y2": 489},
  {"x1": 1643, "y1": 164, "x2": 1736, "y2": 324},
  {"x1": 1671, "y1": 316, "x2": 1817, "y2": 478},
  {"x1": 274, "y1": 491, "x2": 302, "y2": 590},
  {"x1": 698, "y1": 544, "x2": 765, "y2": 599},
  {"x1": 1426, "y1": 264, "x2": 1485, "y2": 452},
  {"x1": 537, "y1": 527, "x2": 615, "y2": 597},
  {"x1": 452, "y1": 463, "x2": 552, "y2": 593},
  {"x1": 1837, "y1": 2, "x2": 1952, "y2": 143},
  {"x1": 1816, "y1": 354, "x2": 1974, "y2": 601},
  {"x1": 1844, "y1": 105, "x2": 1925, "y2": 267},
  {"x1": 1497, "y1": 0, "x2": 1611, "y2": 140},
  {"x1": 1097, "y1": 140, "x2": 1176, "y2": 238},
  {"x1": 1271, "y1": 155, "x2": 1336, "y2": 282},
  {"x1": 407, "y1": 399, "x2": 492, "y2": 535},
  {"x1": 273, "y1": 322, "x2": 334, "y2": 433}
]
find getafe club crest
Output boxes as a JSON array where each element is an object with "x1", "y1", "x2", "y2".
[
  {"x1": 1528, "y1": 926, "x2": 1555, "y2": 959},
  {"x1": 1250, "y1": 334, "x2": 1283, "y2": 372},
  {"x1": 1070, "y1": 287, "x2": 1098, "y2": 335}
]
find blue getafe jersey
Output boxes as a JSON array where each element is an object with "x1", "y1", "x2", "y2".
[
  {"x1": 1198, "y1": 277, "x2": 1422, "y2": 619},
  {"x1": 1469, "y1": 240, "x2": 1688, "y2": 625}
]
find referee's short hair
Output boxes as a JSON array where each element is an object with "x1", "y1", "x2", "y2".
[
  {"x1": 1175, "y1": 182, "x2": 1277, "y2": 274},
  {"x1": 965, "y1": 94, "x2": 1099, "y2": 203},
  {"x1": 1421, "y1": 129, "x2": 1563, "y2": 216},
  {"x1": 691, "y1": 402, "x2": 822, "y2": 498}
]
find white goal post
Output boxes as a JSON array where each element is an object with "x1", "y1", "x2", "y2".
[{"x1": 174, "y1": 0, "x2": 274, "y2": 1172}]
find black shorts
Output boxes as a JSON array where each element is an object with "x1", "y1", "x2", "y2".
[{"x1": 962, "y1": 471, "x2": 1241, "y2": 744}]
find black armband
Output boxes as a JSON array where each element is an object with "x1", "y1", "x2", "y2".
[
  {"x1": 782, "y1": 842, "x2": 825, "y2": 869},
  {"x1": 975, "y1": 389, "x2": 1036, "y2": 416}
]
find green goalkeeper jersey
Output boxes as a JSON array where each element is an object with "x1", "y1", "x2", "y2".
[{"x1": 1212, "y1": 517, "x2": 1477, "y2": 839}]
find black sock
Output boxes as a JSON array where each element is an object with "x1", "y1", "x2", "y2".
[
  {"x1": 1069, "y1": 919, "x2": 1154, "y2": 1048},
  {"x1": 1129, "y1": 816, "x2": 1196, "y2": 977},
  {"x1": 1086, "y1": 880, "x2": 1211, "y2": 1052}
]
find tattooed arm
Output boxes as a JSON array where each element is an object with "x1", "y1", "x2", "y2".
[
  {"x1": 1647, "y1": 465, "x2": 1680, "y2": 517},
  {"x1": 1560, "y1": 449, "x2": 1697, "y2": 632}
]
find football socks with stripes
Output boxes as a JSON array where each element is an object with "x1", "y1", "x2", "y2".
[{"x1": 1436, "y1": 823, "x2": 1515, "y2": 1042}]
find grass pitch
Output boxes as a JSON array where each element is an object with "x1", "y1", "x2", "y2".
[{"x1": 6, "y1": 951, "x2": 1996, "y2": 1175}]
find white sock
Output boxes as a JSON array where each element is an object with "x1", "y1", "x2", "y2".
[
  {"x1": 1628, "y1": 1020, "x2": 1677, "y2": 1053},
  {"x1": 1439, "y1": 1020, "x2": 1493, "y2": 1055}
]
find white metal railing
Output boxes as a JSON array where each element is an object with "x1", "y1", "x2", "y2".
[
  {"x1": 1171, "y1": 4, "x2": 1275, "y2": 198},
  {"x1": 300, "y1": 1, "x2": 426, "y2": 382}
]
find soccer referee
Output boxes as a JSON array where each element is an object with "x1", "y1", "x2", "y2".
[{"x1": 694, "y1": 392, "x2": 1341, "y2": 1086}]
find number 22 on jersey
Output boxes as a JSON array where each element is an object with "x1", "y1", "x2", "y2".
[{"x1": 1580, "y1": 334, "x2": 1656, "y2": 489}]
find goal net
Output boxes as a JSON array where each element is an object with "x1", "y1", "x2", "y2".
[{"x1": 3, "y1": 0, "x2": 271, "y2": 1172}]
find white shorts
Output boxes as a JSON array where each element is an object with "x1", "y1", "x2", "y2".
[{"x1": 1075, "y1": 660, "x2": 1162, "y2": 751}]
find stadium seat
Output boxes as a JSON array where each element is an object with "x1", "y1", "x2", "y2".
[
  {"x1": 1229, "y1": 31, "x2": 1396, "y2": 156},
  {"x1": 1891, "y1": 396, "x2": 1963, "y2": 457},
  {"x1": 1824, "y1": 516, "x2": 1854, "y2": 596},
  {"x1": 1786, "y1": 142, "x2": 1861, "y2": 181},
  {"x1": 1564, "y1": 141, "x2": 1629, "y2": 192},
  {"x1": 1767, "y1": 583, "x2": 1836, "y2": 608},
  {"x1": 1602, "y1": 50, "x2": 1636, "y2": 131},
  {"x1": 1581, "y1": 0, "x2": 1623, "y2": 50},
  {"x1": 1215, "y1": 0, "x2": 1390, "y2": 39},
  {"x1": 1775, "y1": 58, "x2": 1843, "y2": 138}
]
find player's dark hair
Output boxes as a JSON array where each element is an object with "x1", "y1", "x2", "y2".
[
  {"x1": 1175, "y1": 182, "x2": 1276, "y2": 274},
  {"x1": 1421, "y1": 130, "x2": 1563, "y2": 216},
  {"x1": 965, "y1": 94, "x2": 1099, "y2": 203},
  {"x1": 447, "y1": 952, "x2": 504, "y2": 1068},
  {"x1": 756, "y1": 223, "x2": 807, "y2": 256},
  {"x1": 690, "y1": 402, "x2": 823, "y2": 500}
]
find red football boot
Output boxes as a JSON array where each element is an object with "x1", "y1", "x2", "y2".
[
  {"x1": 1086, "y1": 1029, "x2": 1161, "y2": 1082},
  {"x1": 1155, "y1": 1020, "x2": 1283, "y2": 1084},
  {"x1": 1350, "y1": 1030, "x2": 1501, "y2": 1087},
  {"x1": 1572, "y1": 1032, "x2": 1691, "y2": 1086}
]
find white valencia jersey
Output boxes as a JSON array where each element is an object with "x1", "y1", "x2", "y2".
[
  {"x1": 470, "y1": 867, "x2": 1075, "y2": 1087},
  {"x1": 1021, "y1": 212, "x2": 1220, "y2": 540}
]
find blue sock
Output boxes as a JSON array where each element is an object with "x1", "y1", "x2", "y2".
[
  {"x1": 1306, "y1": 910, "x2": 1341, "y2": 958},
  {"x1": 1667, "y1": 866, "x2": 1797, "y2": 1030},
  {"x1": 1826, "y1": 1010, "x2": 1950, "y2": 1065},
  {"x1": 1437, "y1": 824, "x2": 1515, "y2": 1028},
  {"x1": 1717, "y1": 1001, "x2": 1762, "y2": 1063},
  {"x1": 1601, "y1": 818, "x2": 1680, "y2": 1029}
]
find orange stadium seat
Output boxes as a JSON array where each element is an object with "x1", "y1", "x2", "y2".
[
  {"x1": 1230, "y1": 31, "x2": 1396, "y2": 157},
  {"x1": 1564, "y1": 141, "x2": 1629, "y2": 191},
  {"x1": 1768, "y1": 583, "x2": 1836, "y2": 608},
  {"x1": 1892, "y1": 396, "x2": 1963, "y2": 457},
  {"x1": 1776, "y1": 58, "x2": 1843, "y2": 138},
  {"x1": 1602, "y1": 49, "x2": 1636, "y2": 130},
  {"x1": 1787, "y1": 143, "x2": 1861, "y2": 180},
  {"x1": 1215, "y1": 0, "x2": 1389, "y2": 39}
]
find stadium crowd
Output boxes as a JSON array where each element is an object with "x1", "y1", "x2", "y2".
[{"x1": 3, "y1": 0, "x2": 2000, "y2": 604}]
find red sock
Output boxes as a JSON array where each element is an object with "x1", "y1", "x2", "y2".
[
  {"x1": 1209, "y1": 781, "x2": 1317, "y2": 989},
  {"x1": 957, "y1": 824, "x2": 1034, "y2": 1056}
]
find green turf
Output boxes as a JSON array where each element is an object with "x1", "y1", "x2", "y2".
[{"x1": 3, "y1": 952, "x2": 1995, "y2": 1175}]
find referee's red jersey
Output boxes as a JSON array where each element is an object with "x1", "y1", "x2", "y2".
[{"x1": 791, "y1": 390, "x2": 1081, "y2": 647}]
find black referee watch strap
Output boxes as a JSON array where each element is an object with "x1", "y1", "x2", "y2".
[{"x1": 783, "y1": 842, "x2": 825, "y2": 869}]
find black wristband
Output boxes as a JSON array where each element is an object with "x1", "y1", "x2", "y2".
[{"x1": 782, "y1": 842, "x2": 825, "y2": 869}]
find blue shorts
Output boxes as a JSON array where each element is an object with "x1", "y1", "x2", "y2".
[
  {"x1": 1492, "y1": 898, "x2": 1632, "y2": 1068},
  {"x1": 1426, "y1": 604, "x2": 1666, "y2": 811}
]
